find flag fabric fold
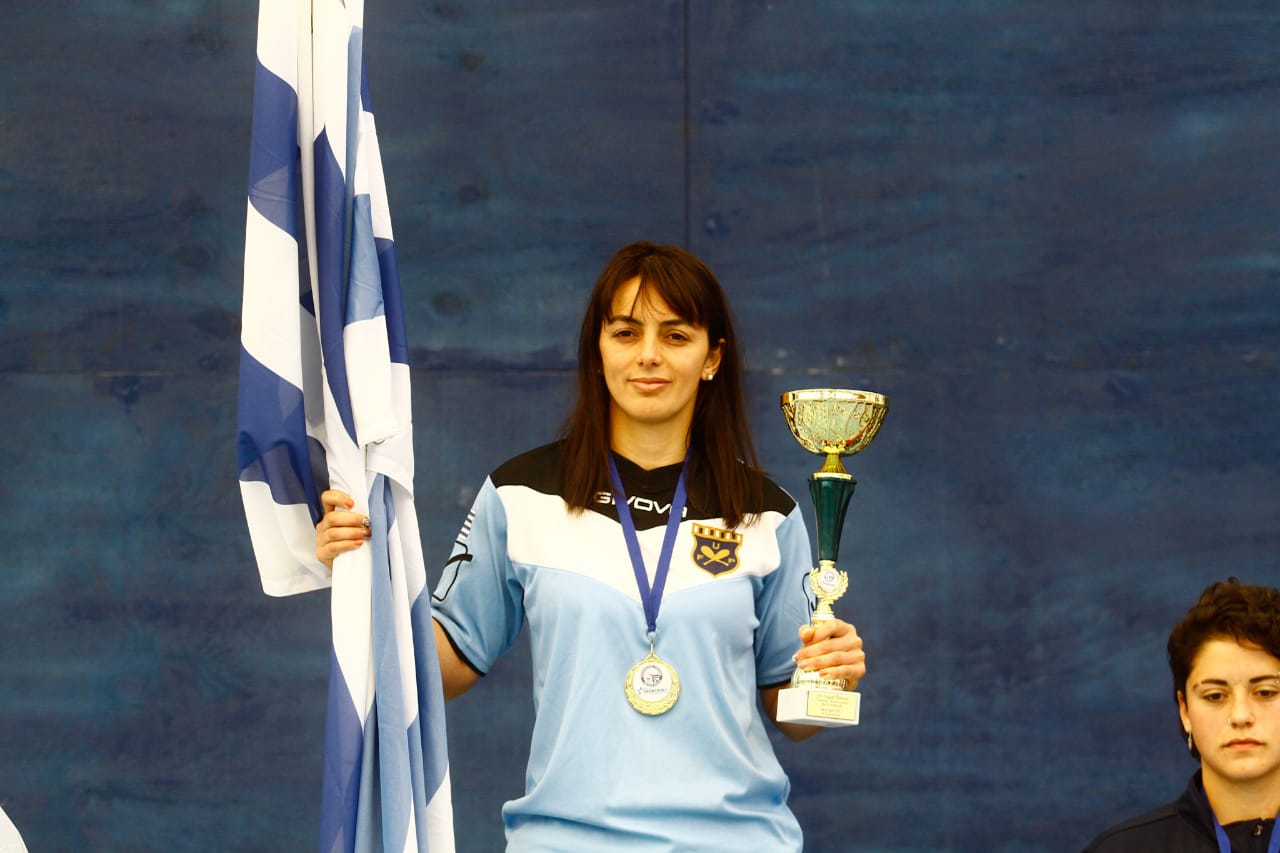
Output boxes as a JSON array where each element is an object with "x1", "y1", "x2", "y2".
[{"x1": 237, "y1": 2, "x2": 454, "y2": 850}]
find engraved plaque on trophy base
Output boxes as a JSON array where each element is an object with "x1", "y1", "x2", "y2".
[{"x1": 777, "y1": 685, "x2": 861, "y2": 727}]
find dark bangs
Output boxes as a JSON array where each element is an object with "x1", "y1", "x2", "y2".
[
  {"x1": 627, "y1": 267, "x2": 709, "y2": 330},
  {"x1": 596, "y1": 246, "x2": 723, "y2": 336}
]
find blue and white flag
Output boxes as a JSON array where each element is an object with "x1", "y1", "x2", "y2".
[
  {"x1": 237, "y1": 2, "x2": 454, "y2": 851},
  {"x1": 0, "y1": 804, "x2": 29, "y2": 853}
]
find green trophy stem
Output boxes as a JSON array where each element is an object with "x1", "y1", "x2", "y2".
[{"x1": 810, "y1": 472, "x2": 857, "y2": 565}]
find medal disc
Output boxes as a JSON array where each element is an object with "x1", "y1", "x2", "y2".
[{"x1": 625, "y1": 652, "x2": 680, "y2": 715}]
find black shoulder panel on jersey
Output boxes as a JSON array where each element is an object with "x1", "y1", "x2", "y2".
[
  {"x1": 757, "y1": 472, "x2": 798, "y2": 517},
  {"x1": 489, "y1": 440, "x2": 568, "y2": 498},
  {"x1": 490, "y1": 441, "x2": 798, "y2": 521}
]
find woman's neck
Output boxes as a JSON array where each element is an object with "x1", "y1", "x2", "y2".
[
  {"x1": 1204, "y1": 771, "x2": 1280, "y2": 824},
  {"x1": 610, "y1": 422, "x2": 689, "y2": 470}
]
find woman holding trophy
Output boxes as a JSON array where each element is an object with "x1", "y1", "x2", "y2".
[{"x1": 316, "y1": 241, "x2": 867, "y2": 851}]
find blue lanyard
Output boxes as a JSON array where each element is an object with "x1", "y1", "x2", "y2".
[
  {"x1": 608, "y1": 455, "x2": 688, "y2": 637},
  {"x1": 1212, "y1": 816, "x2": 1279, "y2": 853},
  {"x1": 1201, "y1": 780, "x2": 1280, "y2": 853}
]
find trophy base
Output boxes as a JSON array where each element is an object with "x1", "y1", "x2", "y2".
[{"x1": 776, "y1": 686, "x2": 861, "y2": 727}]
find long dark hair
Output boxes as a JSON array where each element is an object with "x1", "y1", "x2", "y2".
[{"x1": 559, "y1": 241, "x2": 762, "y2": 528}]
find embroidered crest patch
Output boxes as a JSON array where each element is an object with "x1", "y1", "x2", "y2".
[{"x1": 691, "y1": 524, "x2": 742, "y2": 576}]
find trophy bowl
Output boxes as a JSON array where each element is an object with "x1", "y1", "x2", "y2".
[{"x1": 780, "y1": 389, "x2": 888, "y2": 465}]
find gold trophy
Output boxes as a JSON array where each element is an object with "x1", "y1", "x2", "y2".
[{"x1": 777, "y1": 388, "x2": 888, "y2": 727}]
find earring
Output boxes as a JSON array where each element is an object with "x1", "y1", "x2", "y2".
[
  {"x1": 1187, "y1": 731, "x2": 1194, "y2": 753},
  {"x1": 704, "y1": 371, "x2": 715, "y2": 381}
]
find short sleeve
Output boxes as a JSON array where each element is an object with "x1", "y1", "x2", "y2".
[
  {"x1": 753, "y1": 504, "x2": 814, "y2": 686},
  {"x1": 430, "y1": 477, "x2": 526, "y2": 673}
]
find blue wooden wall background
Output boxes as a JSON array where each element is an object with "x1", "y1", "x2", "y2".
[{"x1": 2, "y1": 2, "x2": 1277, "y2": 851}]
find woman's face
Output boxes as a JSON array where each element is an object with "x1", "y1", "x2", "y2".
[
  {"x1": 1179, "y1": 638, "x2": 1280, "y2": 794},
  {"x1": 598, "y1": 277, "x2": 722, "y2": 454}
]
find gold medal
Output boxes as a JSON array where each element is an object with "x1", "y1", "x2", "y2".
[
  {"x1": 625, "y1": 651, "x2": 680, "y2": 715},
  {"x1": 611, "y1": 457, "x2": 688, "y2": 717}
]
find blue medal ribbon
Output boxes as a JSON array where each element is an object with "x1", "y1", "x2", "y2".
[
  {"x1": 608, "y1": 454, "x2": 688, "y2": 640},
  {"x1": 1200, "y1": 778, "x2": 1280, "y2": 853}
]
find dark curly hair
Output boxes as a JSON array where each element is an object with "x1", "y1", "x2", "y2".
[{"x1": 1167, "y1": 578, "x2": 1280, "y2": 759}]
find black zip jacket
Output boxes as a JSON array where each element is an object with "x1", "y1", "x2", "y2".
[{"x1": 1084, "y1": 772, "x2": 1276, "y2": 853}]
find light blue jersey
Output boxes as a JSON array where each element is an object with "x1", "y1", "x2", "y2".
[{"x1": 433, "y1": 444, "x2": 816, "y2": 852}]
